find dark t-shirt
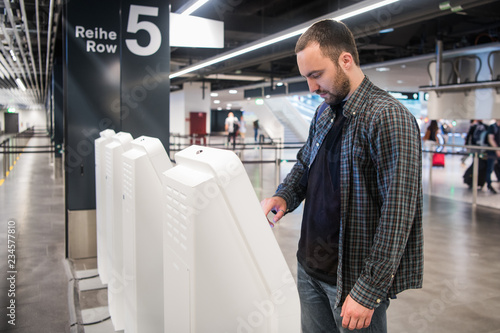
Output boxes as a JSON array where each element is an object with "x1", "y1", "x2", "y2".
[
  {"x1": 297, "y1": 103, "x2": 346, "y2": 285},
  {"x1": 487, "y1": 123, "x2": 500, "y2": 156}
]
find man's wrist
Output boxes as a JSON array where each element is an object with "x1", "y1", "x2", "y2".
[{"x1": 350, "y1": 277, "x2": 388, "y2": 309}]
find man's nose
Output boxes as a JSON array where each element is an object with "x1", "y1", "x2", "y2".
[{"x1": 307, "y1": 79, "x2": 319, "y2": 93}]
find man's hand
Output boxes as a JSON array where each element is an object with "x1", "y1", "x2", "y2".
[
  {"x1": 260, "y1": 196, "x2": 287, "y2": 227},
  {"x1": 340, "y1": 295, "x2": 375, "y2": 330}
]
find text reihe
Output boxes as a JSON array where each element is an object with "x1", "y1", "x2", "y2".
[{"x1": 75, "y1": 25, "x2": 118, "y2": 54}]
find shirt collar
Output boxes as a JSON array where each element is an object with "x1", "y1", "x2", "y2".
[{"x1": 342, "y1": 76, "x2": 371, "y2": 118}]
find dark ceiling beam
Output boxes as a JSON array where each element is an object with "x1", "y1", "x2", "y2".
[{"x1": 170, "y1": 47, "x2": 296, "y2": 88}]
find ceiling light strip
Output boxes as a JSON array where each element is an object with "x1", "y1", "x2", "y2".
[
  {"x1": 0, "y1": 52, "x2": 15, "y2": 80},
  {"x1": 3, "y1": 0, "x2": 36, "y2": 96},
  {"x1": 170, "y1": 0, "x2": 399, "y2": 79},
  {"x1": 0, "y1": 55, "x2": 12, "y2": 78},
  {"x1": 36, "y1": 0, "x2": 44, "y2": 99},
  {"x1": 15, "y1": 78, "x2": 26, "y2": 91},
  {"x1": 20, "y1": 0, "x2": 42, "y2": 101},
  {"x1": 44, "y1": 0, "x2": 55, "y2": 101},
  {"x1": 180, "y1": 0, "x2": 210, "y2": 16}
]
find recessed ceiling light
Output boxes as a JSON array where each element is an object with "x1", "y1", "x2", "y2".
[
  {"x1": 229, "y1": 89, "x2": 238, "y2": 94},
  {"x1": 376, "y1": 67, "x2": 391, "y2": 72},
  {"x1": 9, "y1": 50, "x2": 17, "y2": 62},
  {"x1": 217, "y1": 107, "x2": 222, "y2": 110},
  {"x1": 214, "y1": 100, "x2": 220, "y2": 104},
  {"x1": 379, "y1": 28, "x2": 394, "y2": 34},
  {"x1": 397, "y1": 80, "x2": 404, "y2": 84},
  {"x1": 210, "y1": 92, "x2": 219, "y2": 97},
  {"x1": 265, "y1": 95, "x2": 271, "y2": 98}
]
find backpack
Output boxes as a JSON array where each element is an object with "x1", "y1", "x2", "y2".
[{"x1": 471, "y1": 123, "x2": 487, "y2": 146}]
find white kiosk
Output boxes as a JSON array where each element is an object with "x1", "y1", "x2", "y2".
[
  {"x1": 122, "y1": 136, "x2": 173, "y2": 333},
  {"x1": 104, "y1": 132, "x2": 133, "y2": 331},
  {"x1": 162, "y1": 145, "x2": 300, "y2": 332},
  {"x1": 94, "y1": 129, "x2": 115, "y2": 285}
]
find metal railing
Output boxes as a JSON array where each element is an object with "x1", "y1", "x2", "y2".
[
  {"x1": 424, "y1": 143, "x2": 500, "y2": 207},
  {"x1": 169, "y1": 133, "x2": 500, "y2": 208},
  {"x1": 1, "y1": 127, "x2": 54, "y2": 179}
]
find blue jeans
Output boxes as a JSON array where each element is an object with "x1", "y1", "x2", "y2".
[
  {"x1": 485, "y1": 154, "x2": 499, "y2": 187},
  {"x1": 297, "y1": 262, "x2": 390, "y2": 333}
]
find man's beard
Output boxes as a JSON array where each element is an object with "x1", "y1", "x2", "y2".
[{"x1": 319, "y1": 70, "x2": 351, "y2": 105}]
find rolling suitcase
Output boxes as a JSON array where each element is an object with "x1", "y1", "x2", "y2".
[
  {"x1": 432, "y1": 153, "x2": 445, "y2": 167},
  {"x1": 463, "y1": 159, "x2": 487, "y2": 188}
]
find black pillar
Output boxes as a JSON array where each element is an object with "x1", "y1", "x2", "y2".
[
  {"x1": 120, "y1": 1, "x2": 170, "y2": 148},
  {"x1": 63, "y1": 0, "x2": 170, "y2": 258}
]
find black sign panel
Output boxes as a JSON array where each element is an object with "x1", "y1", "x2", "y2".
[
  {"x1": 120, "y1": 1, "x2": 170, "y2": 148},
  {"x1": 288, "y1": 81, "x2": 309, "y2": 94},
  {"x1": 64, "y1": 0, "x2": 170, "y2": 211},
  {"x1": 264, "y1": 85, "x2": 286, "y2": 96},
  {"x1": 64, "y1": 0, "x2": 121, "y2": 210},
  {"x1": 244, "y1": 87, "x2": 263, "y2": 98}
]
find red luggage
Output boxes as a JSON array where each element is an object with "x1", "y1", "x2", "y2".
[{"x1": 432, "y1": 153, "x2": 445, "y2": 167}]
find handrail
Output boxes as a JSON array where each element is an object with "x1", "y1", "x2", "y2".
[
  {"x1": 425, "y1": 142, "x2": 500, "y2": 152},
  {"x1": 422, "y1": 142, "x2": 500, "y2": 207},
  {"x1": 1, "y1": 126, "x2": 52, "y2": 179}
]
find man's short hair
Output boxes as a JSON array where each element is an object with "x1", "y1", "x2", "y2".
[{"x1": 295, "y1": 19, "x2": 360, "y2": 66}]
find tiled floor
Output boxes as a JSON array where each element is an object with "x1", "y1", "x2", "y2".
[
  {"x1": 0, "y1": 135, "x2": 500, "y2": 332},
  {"x1": 0, "y1": 137, "x2": 69, "y2": 333}
]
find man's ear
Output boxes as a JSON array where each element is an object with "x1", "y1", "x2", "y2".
[{"x1": 338, "y1": 52, "x2": 353, "y2": 69}]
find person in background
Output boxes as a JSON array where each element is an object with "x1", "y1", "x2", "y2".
[
  {"x1": 440, "y1": 121, "x2": 450, "y2": 143},
  {"x1": 260, "y1": 19, "x2": 423, "y2": 333},
  {"x1": 423, "y1": 120, "x2": 440, "y2": 154},
  {"x1": 225, "y1": 112, "x2": 239, "y2": 150},
  {"x1": 462, "y1": 119, "x2": 484, "y2": 164},
  {"x1": 485, "y1": 119, "x2": 500, "y2": 194},
  {"x1": 462, "y1": 120, "x2": 475, "y2": 164},
  {"x1": 239, "y1": 115, "x2": 247, "y2": 140},
  {"x1": 253, "y1": 119, "x2": 259, "y2": 142},
  {"x1": 423, "y1": 120, "x2": 439, "y2": 142}
]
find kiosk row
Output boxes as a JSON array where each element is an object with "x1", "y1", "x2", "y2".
[{"x1": 94, "y1": 130, "x2": 300, "y2": 332}]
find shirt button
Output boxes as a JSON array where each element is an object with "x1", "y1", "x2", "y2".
[
  {"x1": 316, "y1": 143, "x2": 320, "y2": 147},
  {"x1": 376, "y1": 299, "x2": 381, "y2": 304},
  {"x1": 331, "y1": 118, "x2": 334, "y2": 123}
]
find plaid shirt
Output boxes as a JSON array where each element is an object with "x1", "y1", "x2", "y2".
[{"x1": 275, "y1": 77, "x2": 423, "y2": 309}]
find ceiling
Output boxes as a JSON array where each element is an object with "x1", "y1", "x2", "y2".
[
  {"x1": 0, "y1": 0, "x2": 61, "y2": 110},
  {"x1": 169, "y1": 0, "x2": 500, "y2": 110},
  {"x1": 0, "y1": 0, "x2": 499, "y2": 111}
]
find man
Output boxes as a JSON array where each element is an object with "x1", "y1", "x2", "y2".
[
  {"x1": 261, "y1": 20, "x2": 423, "y2": 332},
  {"x1": 462, "y1": 119, "x2": 485, "y2": 164},
  {"x1": 224, "y1": 112, "x2": 239, "y2": 149},
  {"x1": 485, "y1": 119, "x2": 500, "y2": 194}
]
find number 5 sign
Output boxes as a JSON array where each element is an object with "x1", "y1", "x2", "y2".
[{"x1": 125, "y1": 5, "x2": 162, "y2": 56}]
